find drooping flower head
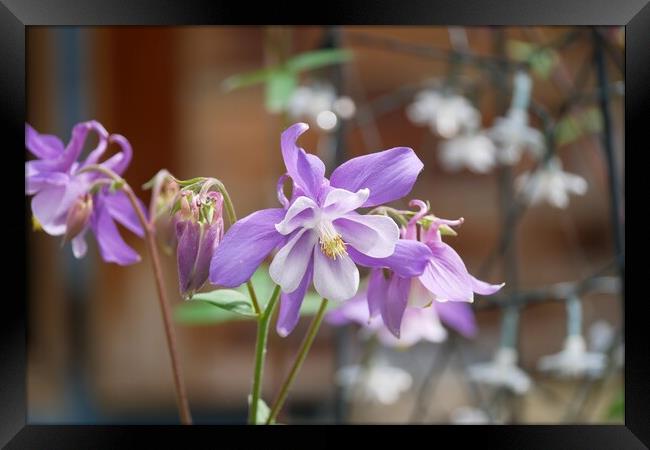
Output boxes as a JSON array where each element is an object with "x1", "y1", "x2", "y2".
[
  {"x1": 352, "y1": 199, "x2": 504, "y2": 339},
  {"x1": 487, "y1": 71, "x2": 545, "y2": 165},
  {"x1": 407, "y1": 90, "x2": 481, "y2": 138},
  {"x1": 173, "y1": 181, "x2": 224, "y2": 299},
  {"x1": 25, "y1": 122, "x2": 145, "y2": 265},
  {"x1": 438, "y1": 131, "x2": 498, "y2": 174},
  {"x1": 515, "y1": 156, "x2": 587, "y2": 209},
  {"x1": 326, "y1": 287, "x2": 477, "y2": 348},
  {"x1": 210, "y1": 123, "x2": 429, "y2": 336}
]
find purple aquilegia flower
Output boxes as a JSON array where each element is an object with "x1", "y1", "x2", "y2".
[
  {"x1": 351, "y1": 200, "x2": 504, "y2": 338},
  {"x1": 210, "y1": 123, "x2": 429, "y2": 336},
  {"x1": 327, "y1": 287, "x2": 477, "y2": 348},
  {"x1": 25, "y1": 121, "x2": 145, "y2": 265},
  {"x1": 175, "y1": 187, "x2": 224, "y2": 299}
]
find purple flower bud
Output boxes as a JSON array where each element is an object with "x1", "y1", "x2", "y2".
[
  {"x1": 175, "y1": 188, "x2": 224, "y2": 299},
  {"x1": 63, "y1": 193, "x2": 93, "y2": 242}
]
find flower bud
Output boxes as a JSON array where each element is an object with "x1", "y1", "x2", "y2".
[
  {"x1": 175, "y1": 188, "x2": 224, "y2": 299},
  {"x1": 63, "y1": 193, "x2": 93, "y2": 242}
]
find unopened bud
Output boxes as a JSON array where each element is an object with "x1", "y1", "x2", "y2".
[{"x1": 64, "y1": 194, "x2": 93, "y2": 242}]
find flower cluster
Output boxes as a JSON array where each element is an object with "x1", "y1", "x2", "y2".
[{"x1": 25, "y1": 121, "x2": 144, "y2": 265}]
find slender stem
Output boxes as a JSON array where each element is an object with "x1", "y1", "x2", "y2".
[
  {"x1": 249, "y1": 285, "x2": 281, "y2": 424},
  {"x1": 266, "y1": 298, "x2": 329, "y2": 424},
  {"x1": 212, "y1": 180, "x2": 261, "y2": 315},
  {"x1": 78, "y1": 164, "x2": 193, "y2": 424}
]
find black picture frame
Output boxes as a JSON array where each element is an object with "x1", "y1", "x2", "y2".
[{"x1": 1, "y1": 1, "x2": 646, "y2": 448}]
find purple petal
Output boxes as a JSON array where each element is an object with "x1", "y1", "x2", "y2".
[
  {"x1": 329, "y1": 147, "x2": 423, "y2": 207},
  {"x1": 322, "y1": 188, "x2": 370, "y2": 217},
  {"x1": 274, "y1": 196, "x2": 317, "y2": 235},
  {"x1": 277, "y1": 259, "x2": 314, "y2": 337},
  {"x1": 334, "y1": 213, "x2": 398, "y2": 258},
  {"x1": 418, "y1": 241, "x2": 474, "y2": 302},
  {"x1": 469, "y1": 275, "x2": 505, "y2": 296},
  {"x1": 101, "y1": 190, "x2": 146, "y2": 237},
  {"x1": 269, "y1": 229, "x2": 318, "y2": 293},
  {"x1": 348, "y1": 239, "x2": 432, "y2": 278},
  {"x1": 31, "y1": 177, "x2": 89, "y2": 236},
  {"x1": 366, "y1": 269, "x2": 386, "y2": 318},
  {"x1": 176, "y1": 221, "x2": 220, "y2": 297},
  {"x1": 25, "y1": 124, "x2": 65, "y2": 159},
  {"x1": 325, "y1": 291, "x2": 370, "y2": 326},
  {"x1": 176, "y1": 221, "x2": 200, "y2": 296},
  {"x1": 280, "y1": 123, "x2": 325, "y2": 200},
  {"x1": 209, "y1": 208, "x2": 286, "y2": 287},
  {"x1": 100, "y1": 134, "x2": 133, "y2": 175},
  {"x1": 379, "y1": 274, "x2": 411, "y2": 338},
  {"x1": 434, "y1": 301, "x2": 477, "y2": 338},
  {"x1": 91, "y1": 198, "x2": 141, "y2": 265},
  {"x1": 313, "y1": 249, "x2": 359, "y2": 302},
  {"x1": 61, "y1": 121, "x2": 109, "y2": 172}
]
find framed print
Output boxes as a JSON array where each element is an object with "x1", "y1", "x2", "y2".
[{"x1": 1, "y1": 0, "x2": 646, "y2": 448}]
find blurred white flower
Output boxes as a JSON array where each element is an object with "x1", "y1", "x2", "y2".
[
  {"x1": 336, "y1": 360, "x2": 413, "y2": 405},
  {"x1": 588, "y1": 320, "x2": 615, "y2": 353},
  {"x1": 439, "y1": 132, "x2": 497, "y2": 174},
  {"x1": 515, "y1": 156, "x2": 588, "y2": 209},
  {"x1": 467, "y1": 347, "x2": 532, "y2": 394},
  {"x1": 287, "y1": 82, "x2": 355, "y2": 131},
  {"x1": 450, "y1": 406, "x2": 492, "y2": 424},
  {"x1": 488, "y1": 108, "x2": 545, "y2": 165},
  {"x1": 538, "y1": 334, "x2": 607, "y2": 378},
  {"x1": 407, "y1": 90, "x2": 480, "y2": 138}
]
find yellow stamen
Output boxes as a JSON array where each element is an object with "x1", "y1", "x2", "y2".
[{"x1": 320, "y1": 235, "x2": 347, "y2": 260}]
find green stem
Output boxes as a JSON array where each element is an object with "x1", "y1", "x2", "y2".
[
  {"x1": 266, "y1": 298, "x2": 329, "y2": 424},
  {"x1": 249, "y1": 285, "x2": 281, "y2": 424}
]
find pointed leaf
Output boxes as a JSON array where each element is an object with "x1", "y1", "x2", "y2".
[
  {"x1": 222, "y1": 67, "x2": 278, "y2": 91},
  {"x1": 191, "y1": 289, "x2": 256, "y2": 317},
  {"x1": 286, "y1": 49, "x2": 353, "y2": 73},
  {"x1": 265, "y1": 70, "x2": 297, "y2": 113}
]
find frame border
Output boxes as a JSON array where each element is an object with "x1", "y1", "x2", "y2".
[{"x1": 1, "y1": 1, "x2": 645, "y2": 448}]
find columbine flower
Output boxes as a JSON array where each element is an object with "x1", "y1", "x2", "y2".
[
  {"x1": 406, "y1": 90, "x2": 480, "y2": 138},
  {"x1": 487, "y1": 71, "x2": 544, "y2": 165},
  {"x1": 467, "y1": 347, "x2": 532, "y2": 394},
  {"x1": 351, "y1": 200, "x2": 503, "y2": 338},
  {"x1": 438, "y1": 131, "x2": 498, "y2": 174},
  {"x1": 326, "y1": 287, "x2": 478, "y2": 348},
  {"x1": 336, "y1": 359, "x2": 413, "y2": 405},
  {"x1": 537, "y1": 334, "x2": 607, "y2": 378},
  {"x1": 287, "y1": 82, "x2": 356, "y2": 131},
  {"x1": 210, "y1": 123, "x2": 427, "y2": 336},
  {"x1": 515, "y1": 156, "x2": 587, "y2": 209},
  {"x1": 25, "y1": 122, "x2": 145, "y2": 265},
  {"x1": 174, "y1": 186, "x2": 224, "y2": 299}
]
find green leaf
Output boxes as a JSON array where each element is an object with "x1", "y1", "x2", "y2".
[
  {"x1": 265, "y1": 70, "x2": 297, "y2": 113},
  {"x1": 222, "y1": 67, "x2": 278, "y2": 91},
  {"x1": 174, "y1": 301, "x2": 255, "y2": 326},
  {"x1": 191, "y1": 289, "x2": 257, "y2": 317},
  {"x1": 286, "y1": 48, "x2": 353, "y2": 73},
  {"x1": 248, "y1": 396, "x2": 273, "y2": 424}
]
